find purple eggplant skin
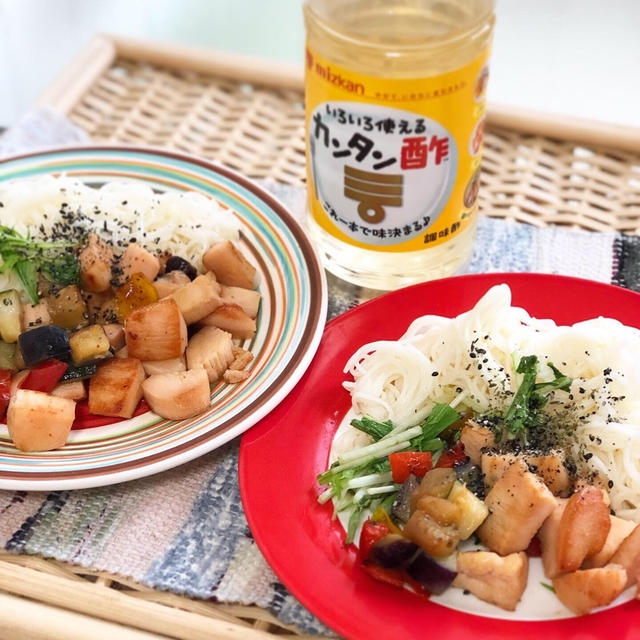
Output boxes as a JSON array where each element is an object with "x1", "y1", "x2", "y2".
[
  {"x1": 391, "y1": 474, "x2": 419, "y2": 523},
  {"x1": 406, "y1": 551, "x2": 457, "y2": 595},
  {"x1": 368, "y1": 534, "x2": 418, "y2": 569}
]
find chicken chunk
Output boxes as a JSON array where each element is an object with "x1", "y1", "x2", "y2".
[
  {"x1": 88, "y1": 357, "x2": 145, "y2": 419},
  {"x1": 459, "y1": 420, "x2": 495, "y2": 465},
  {"x1": 186, "y1": 327, "x2": 234, "y2": 383},
  {"x1": 583, "y1": 516, "x2": 637, "y2": 569},
  {"x1": 220, "y1": 285, "x2": 261, "y2": 319},
  {"x1": 453, "y1": 551, "x2": 528, "y2": 611},
  {"x1": 169, "y1": 272, "x2": 221, "y2": 325},
  {"x1": 125, "y1": 298, "x2": 187, "y2": 361},
  {"x1": 223, "y1": 369, "x2": 250, "y2": 384},
  {"x1": 552, "y1": 565, "x2": 627, "y2": 615},
  {"x1": 526, "y1": 452, "x2": 571, "y2": 496},
  {"x1": 538, "y1": 498, "x2": 567, "y2": 579},
  {"x1": 121, "y1": 243, "x2": 160, "y2": 282},
  {"x1": 51, "y1": 380, "x2": 87, "y2": 401},
  {"x1": 78, "y1": 233, "x2": 113, "y2": 293},
  {"x1": 7, "y1": 389, "x2": 75, "y2": 451},
  {"x1": 482, "y1": 450, "x2": 570, "y2": 496},
  {"x1": 142, "y1": 356, "x2": 186, "y2": 376},
  {"x1": 609, "y1": 524, "x2": 640, "y2": 589},
  {"x1": 477, "y1": 459, "x2": 557, "y2": 555},
  {"x1": 202, "y1": 241, "x2": 258, "y2": 289},
  {"x1": 153, "y1": 270, "x2": 191, "y2": 298},
  {"x1": 200, "y1": 303, "x2": 256, "y2": 340},
  {"x1": 142, "y1": 369, "x2": 210, "y2": 420},
  {"x1": 556, "y1": 485, "x2": 610, "y2": 573},
  {"x1": 481, "y1": 452, "x2": 519, "y2": 490}
]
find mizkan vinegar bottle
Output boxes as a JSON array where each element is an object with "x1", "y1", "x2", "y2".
[{"x1": 303, "y1": 0, "x2": 495, "y2": 289}]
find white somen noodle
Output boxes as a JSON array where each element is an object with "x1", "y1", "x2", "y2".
[{"x1": 343, "y1": 284, "x2": 640, "y2": 521}]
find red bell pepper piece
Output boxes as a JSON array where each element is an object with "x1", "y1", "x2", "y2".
[
  {"x1": 361, "y1": 564, "x2": 431, "y2": 598},
  {"x1": 22, "y1": 359, "x2": 68, "y2": 394},
  {"x1": 389, "y1": 451, "x2": 433, "y2": 483},
  {"x1": 358, "y1": 519, "x2": 390, "y2": 562},
  {"x1": 435, "y1": 441, "x2": 468, "y2": 468},
  {"x1": 0, "y1": 369, "x2": 11, "y2": 419}
]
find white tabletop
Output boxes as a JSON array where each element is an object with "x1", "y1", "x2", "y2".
[{"x1": 1, "y1": 0, "x2": 639, "y2": 129}]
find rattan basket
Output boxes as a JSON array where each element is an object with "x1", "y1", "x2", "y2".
[{"x1": 1, "y1": 33, "x2": 640, "y2": 639}]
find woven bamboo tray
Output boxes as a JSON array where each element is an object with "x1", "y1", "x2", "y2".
[{"x1": 2, "y1": 33, "x2": 640, "y2": 640}]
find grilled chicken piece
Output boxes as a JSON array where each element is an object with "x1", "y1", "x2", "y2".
[
  {"x1": 539, "y1": 498, "x2": 567, "y2": 579},
  {"x1": 142, "y1": 356, "x2": 186, "y2": 376},
  {"x1": 223, "y1": 346, "x2": 254, "y2": 383},
  {"x1": 78, "y1": 233, "x2": 113, "y2": 292},
  {"x1": 125, "y1": 298, "x2": 187, "y2": 361},
  {"x1": 186, "y1": 327, "x2": 234, "y2": 383},
  {"x1": 552, "y1": 565, "x2": 627, "y2": 615},
  {"x1": 220, "y1": 285, "x2": 261, "y2": 319},
  {"x1": 102, "y1": 323, "x2": 126, "y2": 351},
  {"x1": 481, "y1": 452, "x2": 519, "y2": 490},
  {"x1": 51, "y1": 380, "x2": 87, "y2": 401},
  {"x1": 556, "y1": 485, "x2": 610, "y2": 573},
  {"x1": 223, "y1": 369, "x2": 250, "y2": 383},
  {"x1": 88, "y1": 357, "x2": 145, "y2": 418},
  {"x1": 202, "y1": 241, "x2": 258, "y2": 289},
  {"x1": 526, "y1": 452, "x2": 571, "y2": 496},
  {"x1": 459, "y1": 421, "x2": 495, "y2": 465},
  {"x1": 21, "y1": 301, "x2": 51, "y2": 331},
  {"x1": 574, "y1": 477, "x2": 611, "y2": 506},
  {"x1": 153, "y1": 270, "x2": 191, "y2": 298},
  {"x1": 121, "y1": 243, "x2": 161, "y2": 282},
  {"x1": 83, "y1": 289, "x2": 118, "y2": 325},
  {"x1": 583, "y1": 516, "x2": 637, "y2": 569},
  {"x1": 169, "y1": 272, "x2": 221, "y2": 324},
  {"x1": 453, "y1": 551, "x2": 528, "y2": 611},
  {"x1": 609, "y1": 524, "x2": 640, "y2": 588},
  {"x1": 482, "y1": 450, "x2": 570, "y2": 496},
  {"x1": 200, "y1": 303, "x2": 256, "y2": 340},
  {"x1": 7, "y1": 389, "x2": 75, "y2": 451},
  {"x1": 477, "y1": 459, "x2": 557, "y2": 555},
  {"x1": 229, "y1": 347, "x2": 253, "y2": 371},
  {"x1": 142, "y1": 369, "x2": 211, "y2": 420}
]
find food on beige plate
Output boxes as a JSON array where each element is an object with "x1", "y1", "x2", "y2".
[
  {"x1": 318, "y1": 285, "x2": 640, "y2": 616},
  {"x1": 0, "y1": 176, "x2": 261, "y2": 452}
]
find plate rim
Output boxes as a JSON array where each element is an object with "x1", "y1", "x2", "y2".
[
  {"x1": 239, "y1": 272, "x2": 640, "y2": 639},
  {"x1": 0, "y1": 145, "x2": 328, "y2": 490}
]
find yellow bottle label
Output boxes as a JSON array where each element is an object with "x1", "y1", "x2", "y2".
[{"x1": 305, "y1": 45, "x2": 490, "y2": 252}]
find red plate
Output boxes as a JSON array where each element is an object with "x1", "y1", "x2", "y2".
[{"x1": 239, "y1": 273, "x2": 640, "y2": 640}]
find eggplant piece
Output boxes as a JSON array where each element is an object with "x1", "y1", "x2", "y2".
[
  {"x1": 455, "y1": 461, "x2": 486, "y2": 499},
  {"x1": 165, "y1": 256, "x2": 197, "y2": 281},
  {"x1": 368, "y1": 534, "x2": 418, "y2": 569},
  {"x1": 19, "y1": 325, "x2": 70, "y2": 367},
  {"x1": 392, "y1": 475, "x2": 420, "y2": 523},
  {"x1": 405, "y1": 551, "x2": 457, "y2": 595},
  {"x1": 0, "y1": 341, "x2": 17, "y2": 371},
  {"x1": 69, "y1": 325, "x2": 111, "y2": 365},
  {"x1": 60, "y1": 362, "x2": 98, "y2": 382}
]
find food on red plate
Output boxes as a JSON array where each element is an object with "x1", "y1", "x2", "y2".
[{"x1": 318, "y1": 285, "x2": 640, "y2": 615}]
